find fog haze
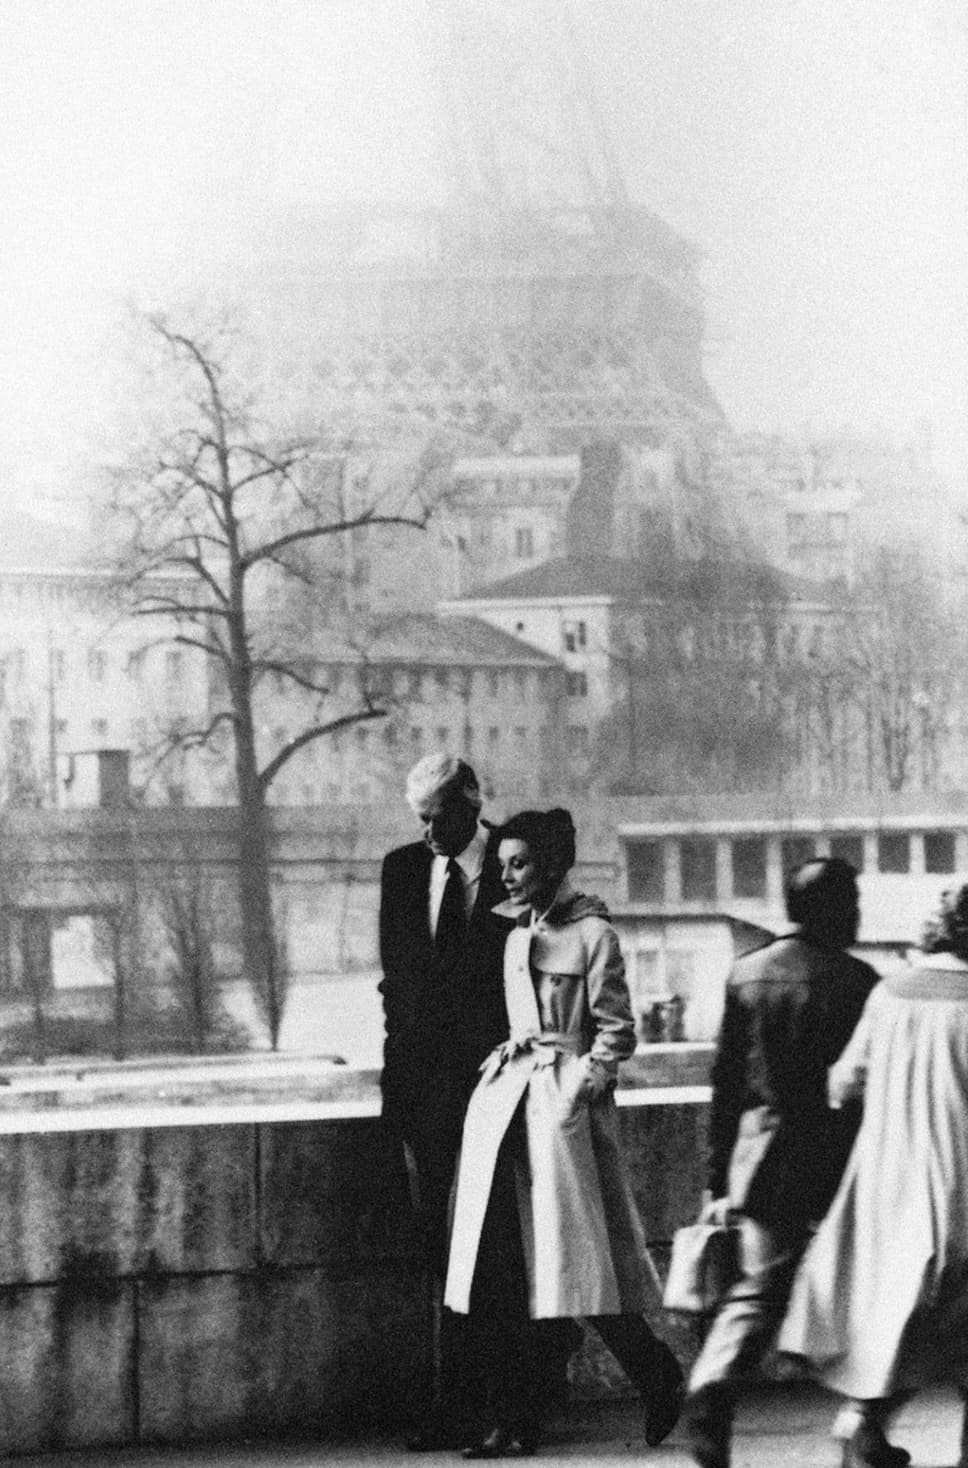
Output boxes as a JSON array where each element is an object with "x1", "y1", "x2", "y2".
[{"x1": 1, "y1": 0, "x2": 965, "y2": 507}]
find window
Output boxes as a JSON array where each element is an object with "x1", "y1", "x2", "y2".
[
  {"x1": 514, "y1": 726, "x2": 527, "y2": 746},
  {"x1": 488, "y1": 670, "x2": 500, "y2": 698},
  {"x1": 436, "y1": 726, "x2": 450, "y2": 745},
  {"x1": 563, "y1": 620, "x2": 587, "y2": 654},
  {"x1": 383, "y1": 723, "x2": 398, "y2": 746},
  {"x1": 51, "y1": 649, "x2": 66, "y2": 682},
  {"x1": 87, "y1": 650, "x2": 107, "y2": 682},
  {"x1": 355, "y1": 726, "x2": 369, "y2": 748},
  {"x1": 514, "y1": 526, "x2": 534, "y2": 558},
  {"x1": 830, "y1": 834, "x2": 864, "y2": 872},
  {"x1": 566, "y1": 671, "x2": 588, "y2": 697},
  {"x1": 514, "y1": 669, "x2": 529, "y2": 698},
  {"x1": 410, "y1": 726, "x2": 423, "y2": 747},
  {"x1": 165, "y1": 650, "x2": 184, "y2": 685},
  {"x1": 925, "y1": 831, "x2": 956, "y2": 874},
  {"x1": 681, "y1": 838, "x2": 717, "y2": 901},
  {"x1": 781, "y1": 836, "x2": 815, "y2": 875},
  {"x1": 488, "y1": 727, "x2": 500, "y2": 746},
  {"x1": 922, "y1": 827, "x2": 951, "y2": 869},
  {"x1": 878, "y1": 833, "x2": 910, "y2": 874},
  {"x1": 435, "y1": 668, "x2": 449, "y2": 695},
  {"x1": 732, "y1": 837, "x2": 766, "y2": 898},
  {"x1": 126, "y1": 650, "x2": 145, "y2": 680},
  {"x1": 627, "y1": 840, "x2": 663, "y2": 903},
  {"x1": 567, "y1": 725, "x2": 589, "y2": 758},
  {"x1": 786, "y1": 513, "x2": 807, "y2": 548},
  {"x1": 409, "y1": 669, "x2": 422, "y2": 698}
]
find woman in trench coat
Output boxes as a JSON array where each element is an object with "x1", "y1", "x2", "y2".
[
  {"x1": 444, "y1": 808, "x2": 683, "y2": 1458},
  {"x1": 780, "y1": 882, "x2": 968, "y2": 1468}
]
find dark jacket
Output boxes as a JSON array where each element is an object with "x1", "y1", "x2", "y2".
[
  {"x1": 707, "y1": 930, "x2": 879, "y2": 1227},
  {"x1": 378, "y1": 827, "x2": 513, "y2": 1146}
]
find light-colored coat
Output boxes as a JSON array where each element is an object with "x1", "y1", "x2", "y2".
[
  {"x1": 444, "y1": 886, "x2": 660, "y2": 1319},
  {"x1": 780, "y1": 956, "x2": 968, "y2": 1397}
]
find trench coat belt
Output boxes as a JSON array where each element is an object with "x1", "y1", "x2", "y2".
[{"x1": 479, "y1": 1031, "x2": 581, "y2": 1083}]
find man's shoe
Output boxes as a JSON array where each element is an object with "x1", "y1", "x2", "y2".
[
  {"x1": 642, "y1": 1346, "x2": 685, "y2": 1447},
  {"x1": 461, "y1": 1425, "x2": 538, "y2": 1459}
]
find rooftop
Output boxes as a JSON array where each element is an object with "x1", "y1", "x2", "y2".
[
  {"x1": 328, "y1": 613, "x2": 561, "y2": 666},
  {"x1": 449, "y1": 555, "x2": 832, "y2": 606}
]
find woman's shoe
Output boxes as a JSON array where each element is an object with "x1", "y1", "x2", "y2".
[
  {"x1": 461, "y1": 1425, "x2": 538, "y2": 1459},
  {"x1": 839, "y1": 1437, "x2": 911, "y2": 1468},
  {"x1": 642, "y1": 1346, "x2": 685, "y2": 1446},
  {"x1": 683, "y1": 1386, "x2": 732, "y2": 1468}
]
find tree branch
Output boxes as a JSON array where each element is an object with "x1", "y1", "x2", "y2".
[
  {"x1": 258, "y1": 706, "x2": 386, "y2": 790},
  {"x1": 242, "y1": 507, "x2": 430, "y2": 571}
]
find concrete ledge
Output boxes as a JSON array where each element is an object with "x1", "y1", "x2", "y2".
[{"x1": 0, "y1": 1086, "x2": 709, "y2": 1456}]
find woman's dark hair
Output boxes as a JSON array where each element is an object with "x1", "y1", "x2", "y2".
[
  {"x1": 922, "y1": 882, "x2": 968, "y2": 961},
  {"x1": 498, "y1": 807, "x2": 577, "y2": 879}
]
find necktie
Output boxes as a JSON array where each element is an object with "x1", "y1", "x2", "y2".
[{"x1": 435, "y1": 858, "x2": 466, "y2": 965}]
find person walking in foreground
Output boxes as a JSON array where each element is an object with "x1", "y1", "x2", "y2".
[
  {"x1": 444, "y1": 807, "x2": 683, "y2": 1458},
  {"x1": 379, "y1": 753, "x2": 515, "y2": 1449},
  {"x1": 683, "y1": 858, "x2": 879, "y2": 1468},
  {"x1": 780, "y1": 882, "x2": 968, "y2": 1468}
]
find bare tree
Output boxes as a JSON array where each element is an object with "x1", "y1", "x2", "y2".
[
  {"x1": 844, "y1": 548, "x2": 952, "y2": 793},
  {"x1": 107, "y1": 314, "x2": 439, "y2": 1047}
]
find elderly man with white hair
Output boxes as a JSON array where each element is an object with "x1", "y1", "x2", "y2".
[{"x1": 379, "y1": 753, "x2": 517, "y2": 1450}]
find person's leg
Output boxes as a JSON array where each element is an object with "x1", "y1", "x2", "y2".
[
  {"x1": 587, "y1": 1313, "x2": 684, "y2": 1445},
  {"x1": 403, "y1": 1124, "x2": 473, "y2": 1449},
  {"x1": 830, "y1": 1396, "x2": 912, "y2": 1468},
  {"x1": 684, "y1": 1215, "x2": 807, "y2": 1468},
  {"x1": 959, "y1": 1388, "x2": 968, "y2": 1468},
  {"x1": 462, "y1": 1125, "x2": 539, "y2": 1458}
]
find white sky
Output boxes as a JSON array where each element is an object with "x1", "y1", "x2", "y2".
[{"x1": 1, "y1": 0, "x2": 966, "y2": 511}]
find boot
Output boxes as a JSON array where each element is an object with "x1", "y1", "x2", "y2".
[
  {"x1": 683, "y1": 1384, "x2": 733, "y2": 1468},
  {"x1": 834, "y1": 1403, "x2": 910, "y2": 1468}
]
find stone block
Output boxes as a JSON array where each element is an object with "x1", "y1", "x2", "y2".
[
  {"x1": 619, "y1": 1102, "x2": 708, "y2": 1242},
  {"x1": 0, "y1": 1125, "x2": 257, "y2": 1284},
  {"x1": 259, "y1": 1118, "x2": 419, "y2": 1266},
  {"x1": 0, "y1": 1280, "x2": 135, "y2": 1454},
  {"x1": 137, "y1": 1266, "x2": 430, "y2": 1441}
]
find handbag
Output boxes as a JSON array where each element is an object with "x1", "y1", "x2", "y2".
[{"x1": 662, "y1": 1217, "x2": 739, "y2": 1315}]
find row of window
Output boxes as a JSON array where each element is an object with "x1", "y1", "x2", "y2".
[
  {"x1": 2, "y1": 648, "x2": 186, "y2": 685},
  {"x1": 326, "y1": 722, "x2": 537, "y2": 754},
  {"x1": 303, "y1": 665, "x2": 543, "y2": 701},
  {"x1": 627, "y1": 829, "x2": 959, "y2": 903}
]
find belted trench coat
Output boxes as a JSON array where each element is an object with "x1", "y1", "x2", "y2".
[{"x1": 444, "y1": 886, "x2": 660, "y2": 1320}]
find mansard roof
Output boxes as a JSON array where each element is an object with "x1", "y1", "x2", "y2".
[
  {"x1": 325, "y1": 613, "x2": 559, "y2": 667},
  {"x1": 455, "y1": 555, "x2": 833, "y2": 606}
]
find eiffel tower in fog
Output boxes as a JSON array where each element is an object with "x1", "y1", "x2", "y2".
[{"x1": 251, "y1": 0, "x2": 722, "y2": 453}]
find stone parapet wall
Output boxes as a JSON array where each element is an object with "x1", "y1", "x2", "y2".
[{"x1": 0, "y1": 1090, "x2": 707, "y2": 1456}]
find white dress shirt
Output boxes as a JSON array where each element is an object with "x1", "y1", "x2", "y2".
[{"x1": 429, "y1": 823, "x2": 488, "y2": 936}]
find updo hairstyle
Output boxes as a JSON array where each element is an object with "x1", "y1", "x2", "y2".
[{"x1": 498, "y1": 807, "x2": 577, "y2": 884}]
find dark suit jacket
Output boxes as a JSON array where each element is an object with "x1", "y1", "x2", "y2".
[
  {"x1": 378, "y1": 826, "x2": 513, "y2": 1151},
  {"x1": 707, "y1": 930, "x2": 879, "y2": 1228}
]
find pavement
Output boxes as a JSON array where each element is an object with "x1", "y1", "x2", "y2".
[{"x1": 14, "y1": 1387, "x2": 966, "y2": 1468}]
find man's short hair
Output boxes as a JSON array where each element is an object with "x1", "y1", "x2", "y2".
[
  {"x1": 405, "y1": 752, "x2": 483, "y2": 814},
  {"x1": 785, "y1": 857, "x2": 858, "y2": 928}
]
